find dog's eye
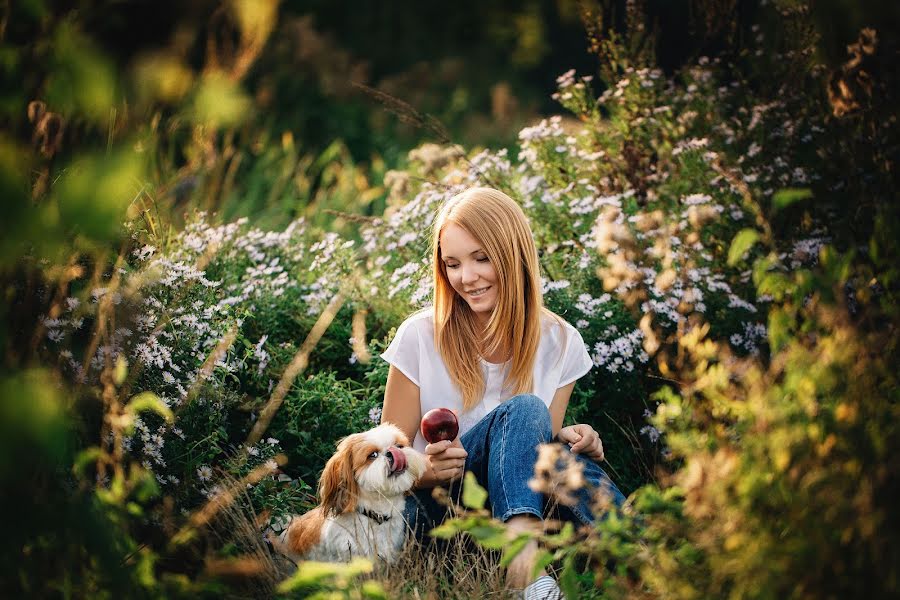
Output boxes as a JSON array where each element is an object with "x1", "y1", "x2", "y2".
[{"x1": 368, "y1": 451, "x2": 379, "y2": 460}]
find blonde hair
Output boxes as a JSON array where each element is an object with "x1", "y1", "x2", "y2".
[{"x1": 432, "y1": 187, "x2": 561, "y2": 411}]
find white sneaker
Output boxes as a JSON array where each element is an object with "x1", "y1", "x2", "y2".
[{"x1": 522, "y1": 574, "x2": 564, "y2": 600}]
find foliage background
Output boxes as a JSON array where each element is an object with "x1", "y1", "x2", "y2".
[{"x1": 1, "y1": 0, "x2": 898, "y2": 598}]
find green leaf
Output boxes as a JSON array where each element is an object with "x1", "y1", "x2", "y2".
[
  {"x1": 532, "y1": 549, "x2": 556, "y2": 579},
  {"x1": 559, "y1": 553, "x2": 579, "y2": 599},
  {"x1": 192, "y1": 73, "x2": 252, "y2": 128},
  {"x1": 728, "y1": 229, "x2": 760, "y2": 266},
  {"x1": 544, "y1": 522, "x2": 575, "y2": 546},
  {"x1": 462, "y1": 471, "x2": 488, "y2": 510},
  {"x1": 768, "y1": 308, "x2": 793, "y2": 353},
  {"x1": 361, "y1": 580, "x2": 387, "y2": 599},
  {"x1": 126, "y1": 391, "x2": 174, "y2": 424},
  {"x1": 277, "y1": 558, "x2": 372, "y2": 592},
  {"x1": 114, "y1": 356, "x2": 128, "y2": 386},
  {"x1": 469, "y1": 522, "x2": 509, "y2": 549},
  {"x1": 56, "y1": 150, "x2": 145, "y2": 241},
  {"x1": 772, "y1": 188, "x2": 812, "y2": 211},
  {"x1": 500, "y1": 533, "x2": 531, "y2": 567},
  {"x1": 73, "y1": 446, "x2": 104, "y2": 477},
  {"x1": 429, "y1": 522, "x2": 460, "y2": 539}
]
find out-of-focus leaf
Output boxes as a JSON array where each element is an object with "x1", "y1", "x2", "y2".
[
  {"x1": 772, "y1": 188, "x2": 812, "y2": 211},
  {"x1": 277, "y1": 558, "x2": 372, "y2": 592},
  {"x1": 132, "y1": 53, "x2": 194, "y2": 104},
  {"x1": 0, "y1": 370, "x2": 68, "y2": 478},
  {"x1": 499, "y1": 533, "x2": 531, "y2": 567},
  {"x1": 45, "y1": 21, "x2": 116, "y2": 123},
  {"x1": 429, "y1": 522, "x2": 460, "y2": 539},
  {"x1": 768, "y1": 308, "x2": 793, "y2": 353},
  {"x1": 230, "y1": 0, "x2": 279, "y2": 46},
  {"x1": 361, "y1": 580, "x2": 387, "y2": 599},
  {"x1": 73, "y1": 447, "x2": 104, "y2": 477},
  {"x1": 728, "y1": 228, "x2": 760, "y2": 266},
  {"x1": 55, "y1": 150, "x2": 145, "y2": 241},
  {"x1": 462, "y1": 471, "x2": 488, "y2": 509},
  {"x1": 114, "y1": 356, "x2": 128, "y2": 386},
  {"x1": 0, "y1": 137, "x2": 48, "y2": 265},
  {"x1": 126, "y1": 391, "x2": 174, "y2": 423},
  {"x1": 191, "y1": 73, "x2": 252, "y2": 128},
  {"x1": 559, "y1": 552, "x2": 579, "y2": 599}
]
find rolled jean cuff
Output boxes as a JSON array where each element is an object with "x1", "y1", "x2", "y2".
[{"x1": 499, "y1": 506, "x2": 543, "y2": 523}]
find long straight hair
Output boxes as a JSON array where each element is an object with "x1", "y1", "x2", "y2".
[{"x1": 432, "y1": 187, "x2": 560, "y2": 411}]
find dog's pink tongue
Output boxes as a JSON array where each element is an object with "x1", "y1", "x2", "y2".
[{"x1": 388, "y1": 447, "x2": 407, "y2": 473}]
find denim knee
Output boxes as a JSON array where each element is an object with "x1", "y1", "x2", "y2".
[{"x1": 498, "y1": 394, "x2": 552, "y2": 437}]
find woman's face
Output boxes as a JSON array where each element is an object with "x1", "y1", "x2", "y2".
[{"x1": 439, "y1": 223, "x2": 498, "y2": 321}]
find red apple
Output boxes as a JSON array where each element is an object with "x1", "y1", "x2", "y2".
[{"x1": 420, "y1": 408, "x2": 459, "y2": 443}]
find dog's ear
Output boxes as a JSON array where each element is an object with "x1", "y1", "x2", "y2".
[{"x1": 319, "y1": 436, "x2": 359, "y2": 516}]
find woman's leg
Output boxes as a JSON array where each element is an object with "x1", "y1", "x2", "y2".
[
  {"x1": 554, "y1": 447, "x2": 627, "y2": 526},
  {"x1": 459, "y1": 394, "x2": 554, "y2": 589},
  {"x1": 459, "y1": 393, "x2": 553, "y2": 522}
]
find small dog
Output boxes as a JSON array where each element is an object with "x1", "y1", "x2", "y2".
[{"x1": 279, "y1": 423, "x2": 425, "y2": 563}]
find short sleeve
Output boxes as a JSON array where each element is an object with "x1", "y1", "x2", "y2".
[
  {"x1": 557, "y1": 323, "x2": 593, "y2": 388},
  {"x1": 380, "y1": 318, "x2": 422, "y2": 387}
]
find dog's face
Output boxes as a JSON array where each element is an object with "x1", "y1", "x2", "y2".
[{"x1": 319, "y1": 423, "x2": 425, "y2": 516}]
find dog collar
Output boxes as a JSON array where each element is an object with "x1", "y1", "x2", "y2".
[{"x1": 359, "y1": 508, "x2": 392, "y2": 524}]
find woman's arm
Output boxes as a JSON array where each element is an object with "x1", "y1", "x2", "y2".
[
  {"x1": 381, "y1": 365, "x2": 422, "y2": 444},
  {"x1": 548, "y1": 381, "x2": 575, "y2": 436},
  {"x1": 381, "y1": 365, "x2": 467, "y2": 488},
  {"x1": 549, "y1": 382, "x2": 605, "y2": 461}
]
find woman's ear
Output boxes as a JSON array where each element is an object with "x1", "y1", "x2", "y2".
[{"x1": 319, "y1": 438, "x2": 358, "y2": 516}]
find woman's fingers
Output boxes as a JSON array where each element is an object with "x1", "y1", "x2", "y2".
[{"x1": 571, "y1": 428, "x2": 600, "y2": 454}]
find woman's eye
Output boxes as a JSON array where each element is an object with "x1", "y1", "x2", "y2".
[
  {"x1": 446, "y1": 263, "x2": 459, "y2": 269},
  {"x1": 476, "y1": 257, "x2": 489, "y2": 263}
]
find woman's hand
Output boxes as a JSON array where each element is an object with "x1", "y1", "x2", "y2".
[
  {"x1": 557, "y1": 424, "x2": 605, "y2": 462},
  {"x1": 420, "y1": 438, "x2": 468, "y2": 487}
]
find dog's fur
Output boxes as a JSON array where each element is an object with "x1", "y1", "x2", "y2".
[{"x1": 278, "y1": 423, "x2": 425, "y2": 563}]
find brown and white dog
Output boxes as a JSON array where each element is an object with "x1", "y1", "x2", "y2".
[{"x1": 278, "y1": 423, "x2": 425, "y2": 563}]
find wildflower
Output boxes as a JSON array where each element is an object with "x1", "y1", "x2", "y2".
[
  {"x1": 197, "y1": 465, "x2": 213, "y2": 481},
  {"x1": 368, "y1": 406, "x2": 382, "y2": 424},
  {"x1": 528, "y1": 443, "x2": 585, "y2": 506}
]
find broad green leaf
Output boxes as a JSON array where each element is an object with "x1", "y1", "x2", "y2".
[
  {"x1": 462, "y1": 471, "x2": 488, "y2": 510},
  {"x1": 772, "y1": 187, "x2": 812, "y2": 211},
  {"x1": 728, "y1": 228, "x2": 760, "y2": 266}
]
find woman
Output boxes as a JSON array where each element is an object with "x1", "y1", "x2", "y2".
[{"x1": 381, "y1": 186, "x2": 624, "y2": 598}]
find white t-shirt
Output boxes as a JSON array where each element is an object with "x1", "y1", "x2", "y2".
[{"x1": 380, "y1": 308, "x2": 593, "y2": 452}]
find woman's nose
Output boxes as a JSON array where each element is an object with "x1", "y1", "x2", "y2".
[{"x1": 460, "y1": 264, "x2": 478, "y2": 284}]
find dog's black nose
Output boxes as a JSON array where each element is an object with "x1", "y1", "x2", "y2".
[{"x1": 386, "y1": 451, "x2": 394, "y2": 467}]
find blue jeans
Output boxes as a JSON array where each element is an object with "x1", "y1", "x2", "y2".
[{"x1": 404, "y1": 394, "x2": 626, "y2": 539}]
